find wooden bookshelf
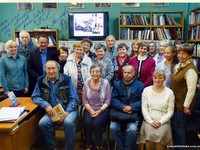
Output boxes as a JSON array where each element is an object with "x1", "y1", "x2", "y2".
[
  {"x1": 14, "y1": 29, "x2": 59, "y2": 50},
  {"x1": 119, "y1": 11, "x2": 184, "y2": 41}
]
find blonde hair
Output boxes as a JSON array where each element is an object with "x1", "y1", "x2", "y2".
[
  {"x1": 6, "y1": 40, "x2": 18, "y2": 52},
  {"x1": 153, "y1": 69, "x2": 166, "y2": 79},
  {"x1": 73, "y1": 42, "x2": 84, "y2": 50}
]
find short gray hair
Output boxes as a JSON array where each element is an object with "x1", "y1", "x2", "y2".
[
  {"x1": 19, "y1": 30, "x2": 30, "y2": 40},
  {"x1": 44, "y1": 60, "x2": 60, "y2": 71}
]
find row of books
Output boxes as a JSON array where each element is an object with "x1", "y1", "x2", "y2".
[
  {"x1": 188, "y1": 25, "x2": 200, "y2": 40},
  {"x1": 120, "y1": 28, "x2": 150, "y2": 40},
  {"x1": 152, "y1": 28, "x2": 182, "y2": 40},
  {"x1": 153, "y1": 14, "x2": 178, "y2": 25},
  {"x1": 194, "y1": 43, "x2": 200, "y2": 57},
  {"x1": 189, "y1": 10, "x2": 200, "y2": 24},
  {"x1": 120, "y1": 15, "x2": 149, "y2": 25}
]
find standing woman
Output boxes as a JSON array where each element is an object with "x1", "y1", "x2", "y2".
[
  {"x1": 154, "y1": 40, "x2": 169, "y2": 66},
  {"x1": 129, "y1": 41, "x2": 155, "y2": 87},
  {"x1": 64, "y1": 42, "x2": 92, "y2": 98},
  {"x1": 93, "y1": 44, "x2": 114, "y2": 83},
  {"x1": 171, "y1": 43, "x2": 198, "y2": 148},
  {"x1": 156, "y1": 45, "x2": 178, "y2": 87},
  {"x1": 0, "y1": 40, "x2": 28, "y2": 97},
  {"x1": 82, "y1": 64, "x2": 111, "y2": 150},
  {"x1": 130, "y1": 39, "x2": 142, "y2": 58},
  {"x1": 138, "y1": 69, "x2": 175, "y2": 150},
  {"x1": 57, "y1": 47, "x2": 68, "y2": 74},
  {"x1": 116, "y1": 43, "x2": 130, "y2": 81}
]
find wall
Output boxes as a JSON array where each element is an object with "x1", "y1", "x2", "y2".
[{"x1": 0, "y1": 3, "x2": 200, "y2": 42}]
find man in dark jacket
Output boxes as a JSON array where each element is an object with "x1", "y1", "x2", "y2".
[
  {"x1": 110, "y1": 65, "x2": 144, "y2": 150},
  {"x1": 32, "y1": 60, "x2": 79, "y2": 150}
]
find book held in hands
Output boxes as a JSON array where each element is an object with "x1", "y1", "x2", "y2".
[{"x1": 51, "y1": 103, "x2": 66, "y2": 122}]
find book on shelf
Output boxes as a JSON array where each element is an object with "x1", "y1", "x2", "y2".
[
  {"x1": 153, "y1": 14, "x2": 177, "y2": 25},
  {"x1": 120, "y1": 28, "x2": 150, "y2": 40},
  {"x1": 120, "y1": 14, "x2": 149, "y2": 25},
  {"x1": 51, "y1": 103, "x2": 66, "y2": 122}
]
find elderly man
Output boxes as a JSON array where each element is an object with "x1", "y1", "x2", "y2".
[
  {"x1": 28, "y1": 34, "x2": 58, "y2": 96},
  {"x1": 110, "y1": 65, "x2": 144, "y2": 150},
  {"x1": 18, "y1": 30, "x2": 38, "y2": 59},
  {"x1": 32, "y1": 60, "x2": 79, "y2": 150},
  {"x1": 148, "y1": 41, "x2": 157, "y2": 58}
]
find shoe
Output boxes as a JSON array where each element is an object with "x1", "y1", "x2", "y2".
[
  {"x1": 96, "y1": 146, "x2": 103, "y2": 150},
  {"x1": 85, "y1": 144, "x2": 92, "y2": 150}
]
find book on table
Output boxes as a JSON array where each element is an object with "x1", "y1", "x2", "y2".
[
  {"x1": 51, "y1": 103, "x2": 66, "y2": 122},
  {"x1": 0, "y1": 106, "x2": 26, "y2": 122}
]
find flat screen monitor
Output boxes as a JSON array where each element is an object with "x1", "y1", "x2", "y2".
[{"x1": 68, "y1": 12, "x2": 109, "y2": 39}]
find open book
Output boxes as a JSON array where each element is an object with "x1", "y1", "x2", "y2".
[{"x1": 51, "y1": 103, "x2": 65, "y2": 122}]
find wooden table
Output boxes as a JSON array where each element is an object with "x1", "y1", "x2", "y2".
[{"x1": 0, "y1": 97, "x2": 40, "y2": 150}]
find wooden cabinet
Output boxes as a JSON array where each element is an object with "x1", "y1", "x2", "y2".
[
  {"x1": 14, "y1": 29, "x2": 59, "y2": 50},
  {"x1": 119, "y1": 11, "x2": 184, "y2": 41}
]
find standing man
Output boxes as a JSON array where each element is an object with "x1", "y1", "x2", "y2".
[
  {"x1": 18, "y1": 30, "x2": 38, "y2": 59},
  {"x1": 32, "y1": 60, "x2": 79, "y2": 150},
  {"x1": 81, "y1": 38, "x2": 96, "y2": 62},
  {"x1": 148, "y1": 41, "x2": 157, "y2": 58},
  {"x1": 110, "y1": 65, "x2": 144, "y2": 150},
  {"x1": 28, "y1": 34, "x2": 58, "y2": 96}
]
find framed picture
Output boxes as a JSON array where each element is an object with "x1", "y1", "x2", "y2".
[
  {"x1": 122, "y1": 3, "x2": 140, "y2": 8},
  {"x1": 151, "y1": 3, "x2": 169, "y2": 7},
  {"x1": 42, "y1": 3, "x2": 58, "y2": 10},
  {"x1": 17, "y1": 3, "x2": 33, "y2": 10},
  {"x1": 68, "y1": 3, "x2": 85, "y2": 9},
  {"x1": 94, "y1": 3, "x2": 112, "y2": 8}
]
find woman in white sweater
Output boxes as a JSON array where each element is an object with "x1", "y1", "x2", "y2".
[{"x1": 137, "y1": 69, "x2": 175, "y2": 150}]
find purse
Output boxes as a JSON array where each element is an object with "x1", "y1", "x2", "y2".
[{"x1": 109, "y1": 108, "x2": 137, "y2": 124}]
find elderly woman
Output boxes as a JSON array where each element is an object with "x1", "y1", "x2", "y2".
[
  {"x1": 171, "y1": 43, "x2": 198, "y2": 148},
  {"x1": 93, "y1": 43, "x2": 114, "y2": 83},
  {"x1": 154, "y1": 40, "x2": 169, "y2": 66},
  {"x1": 129, "y1": 41, "x2": 155, "y2": 87},
  {"x1": 138, "y1": 69, "x2": 175, "y2": 149},
  {"x1": 116, "y1": 43, "x2": 130, "y2": 80},
  {"x1": 57, "y1": 46, "x2": 68, "y2": 73},
  {"x1": 0, "y1": 40, "x2": 28, "y2": 97},
  {"x1": 64, "y1": 42, "x2": 92, "y2": 98},
  {"x1": 82, "y1": 64, "x2": 111, "y2": 150},
  {"x1": 156, "y1": 45, "x2": 178, "y2": 87},
  {"x1": 129, "y1": 39, "x2": 142, "y2": 58}
]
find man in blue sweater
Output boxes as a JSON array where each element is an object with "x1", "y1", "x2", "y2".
[{"x1": 32, "y1": 60, "x2": 79, "y2": 150}]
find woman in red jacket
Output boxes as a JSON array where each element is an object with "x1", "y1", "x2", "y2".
[{"x1": 129, "y1": 41, "x2": 155, "y2": 87}]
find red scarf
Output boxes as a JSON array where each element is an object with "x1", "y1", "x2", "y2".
[{"x1": 117, "y1": 55, "x2": 130, "y2": 80}]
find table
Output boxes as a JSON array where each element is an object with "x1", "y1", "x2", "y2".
[{"x1": 0, "y1": 97, "x2": 40, "y2": 150}]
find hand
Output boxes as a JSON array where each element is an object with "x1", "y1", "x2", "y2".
[
  {"x1": 94, "y1": 110, "x2": 102, "y2": 118},
  {"x1": 5, "y1": 91, "x2": 10, "y2": 95},
  {"x1": 24, "y1": 88, "x2": 28, "y2": 94},
  {"x1": 123, "y1": 106, "x2": 132, "y2": 113},
  {"x1": 56, "y1": 112, "x2": 68, "y2": 123},
  {"x1": 184, "y1": 107, "x2": 192, "y2": 115},
  {"x1": 151, "y1": 121, "x2": 161, "y2": 128},
  {"x1": 46, "y1": 105, "x2": 54, "y2": 117},
  {"x1": 90, "y1": 109, "x2": 96, "y2": 118}
]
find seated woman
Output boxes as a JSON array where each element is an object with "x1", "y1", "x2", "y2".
[
  {"x1": 57, "y1": 46, "x2": 68, "y2": 73},
  {"x1": 0, "y1": 40, "x2": 28, "y2": 97},
  {"x1": 137, "y1": 69, "x2": 175, "y2": 150},
  {"x1": 129, "y1": 41, "x2": 155, "y2": 87},
  {"x1": 82, "y1": 64, "x2": 111, "y2": 150},
  {"x1": 116, "y1": 43, "x2": 130, "y2": 80},
  {"x1": 93, "y1": 43, "x2": 114, "y2": 83}
]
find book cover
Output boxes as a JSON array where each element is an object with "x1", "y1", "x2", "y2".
[
  {"x1": 51, "y1": 103, "x2": 66, "y2": 122},
  {"x1": 8, "y1": 91, "x2": 19, "y2": 106}
]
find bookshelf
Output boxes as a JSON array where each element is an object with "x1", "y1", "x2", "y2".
[
  {"x1": 119, "y1": 11, "x2": 184, "y2": 41},
  {"x1": 14, "y1": 29, "x2": 59, "y2": 50}
]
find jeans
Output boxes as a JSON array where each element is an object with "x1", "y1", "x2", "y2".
[
  {"x1": 171, "y1": 110, "x2": 186, "y2": 150},
  {"x1": 110, "y1": 121, "x2": 139, "y2": 150},
  {"x1": 83, "y1": 109, "x2": 109, "y2": 147},
  {"x1": 39, "y1": 110, "x2": 78, "y2": 150}
]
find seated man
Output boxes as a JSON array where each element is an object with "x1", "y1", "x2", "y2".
[
  {"x1": 110, "y1": 65, "x2": 144, "y2": 150},
  {"x1": 32, "y1": 60, "x2": 79, "y2": 150}
]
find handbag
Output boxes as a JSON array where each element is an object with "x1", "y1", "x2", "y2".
[{"x1": 109, "y1": 108, "x2": 137, "y2": 124}]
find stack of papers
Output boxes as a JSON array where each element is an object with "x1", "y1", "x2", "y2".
[{"x1": 0, "y1": 107, "x2": 26, "y2": 122}]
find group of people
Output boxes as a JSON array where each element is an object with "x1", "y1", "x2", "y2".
[{"x1": 0, "y1": 31, "x2": 198, "y2": 150}]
